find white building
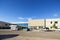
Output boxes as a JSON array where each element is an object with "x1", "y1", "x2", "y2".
[
  {"x1": 28, "y1": 18, "x2": 60, "y2": 30},
  {"x1": 9, "y1": 24, "x2": 18, "y2": 30},
  {"x1": 46, "y1": 18, "x2": 60, "y2": 29}
]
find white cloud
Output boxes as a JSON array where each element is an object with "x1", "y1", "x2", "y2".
[
  {"x1": 18, "y1": 17, "x2": 24, "y2": 20},
  {"x1": 18, "y1": 17, "x2": 33, "y2": 20},
  {"x1": 10, "y1": 22, "x2": 28, "y2": 24},
  {"x1": 18, "y1": 17, "x2": 33, "y2": 21},
  {"x1": 9, "y1": 17, "x2": 33, "y2": 24},
  {"x1": 53, "y1": 14, "x2": 58, "y2": 17},
  {"x1": 27, "y1": 17, "x2": 32, "y2": 20}
]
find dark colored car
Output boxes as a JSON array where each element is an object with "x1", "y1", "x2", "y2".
[{"x1": 27, "y1": 28, "x2": 30, "y2": 31}]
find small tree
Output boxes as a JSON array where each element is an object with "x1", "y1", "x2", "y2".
[{"x1": 52, "y1": 23, "x2": 57, "y2": 29}]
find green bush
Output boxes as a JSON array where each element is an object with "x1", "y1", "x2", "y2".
[{"x1": 52, "y1": 23, "x2": 57, "y2": 29}]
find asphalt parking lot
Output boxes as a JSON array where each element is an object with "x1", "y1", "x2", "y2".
[{"x1": 0, "y1": 29, "x2": 60, "y2": 40}]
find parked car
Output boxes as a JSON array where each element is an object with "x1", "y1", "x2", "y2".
[
  {"x1": 27, "y1": 28, "x2": 30, "y2": 31},
  {"x1": 43, "y1": 27, "x2": 50, "y2": 31}
]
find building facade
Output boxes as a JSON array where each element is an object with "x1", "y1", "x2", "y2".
[
  {"x1": 17, "y1": 23, "x2": 28, "y2": 29},
  {"x1": 46, "y1": 18, "x2": 60, "y2": 29},
  {"x1": 0, "y1": 21, "x2": 18, "y2": 30},
  {"x1": 0, "y1": 21, "x2": 11, "y2": 29},
  {"x1": 28, "y1": 19, "x2": 45, "y2": 29},
  {"x1": 28, "y1": 18, "x2": 60, "y2": 29}
]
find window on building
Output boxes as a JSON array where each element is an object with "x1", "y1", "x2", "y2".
[
  {"x1": 55, "y1": 21, "x2": 58, "y2": 24},
  {"x1": 5, "y1": 24, "x2": 8, "y2": 26},
  {"x1": 39, "y1": 26, "x2": 43, "y2": 29},
  {"x1": 50, "y1": 21, "x2": 52, "y2": 24}
]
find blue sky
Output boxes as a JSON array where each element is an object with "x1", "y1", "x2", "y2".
[{"x1": 0, "y1": 0, "x2": 60, "y2": 23}]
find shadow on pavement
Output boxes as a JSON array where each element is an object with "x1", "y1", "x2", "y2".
[{"x1": 0, "y1": 34, "x2": 19, "y2": 40}]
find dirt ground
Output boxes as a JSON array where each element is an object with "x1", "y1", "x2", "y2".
[{"x1": 0, "y1": 29, "x2": 60, "y2": 40}]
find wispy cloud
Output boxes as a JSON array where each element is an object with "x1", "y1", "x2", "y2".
[
  {"x1": 18, "y1": 17, "x2": 25, "y2": 20},
  {"x1": 18, "y1": 17, "x2": 33, "y2": 20},
  {"x1": 10, "y1": 17, "x2": 36, "y2": 24},
  {"x1": 10, "y1": 22, "x2": 28, "y2": 24},
  {"x1": 26, "y1": 17, "x2": 32, "y2": 20}
]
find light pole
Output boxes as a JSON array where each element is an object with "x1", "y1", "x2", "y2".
[{"x1": 44, "y1": 19, "x2": 46, "y2": 28}]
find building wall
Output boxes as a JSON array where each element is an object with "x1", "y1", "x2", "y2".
[
  {"x1": 46, "y1": 18, "x2": 60, "y2": 28},
  {"x1": 28, "y1": 19, "x2": 44, "y2": 27},
  {"x1": 0, "y1": 21, "x2": 10, "y2": 27},
  {"x1": 17, "y1": 23, "x2": 28, "y2": 29},
  {"x1": 9, "y1": 24, "x2": 17, "y2": 30},
  {"x1": 28, "y1": 18, "x2": 60, "y2": 29},
  {"x1": 17, "y1": 23, "x2": 28, "y2": 27}
]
